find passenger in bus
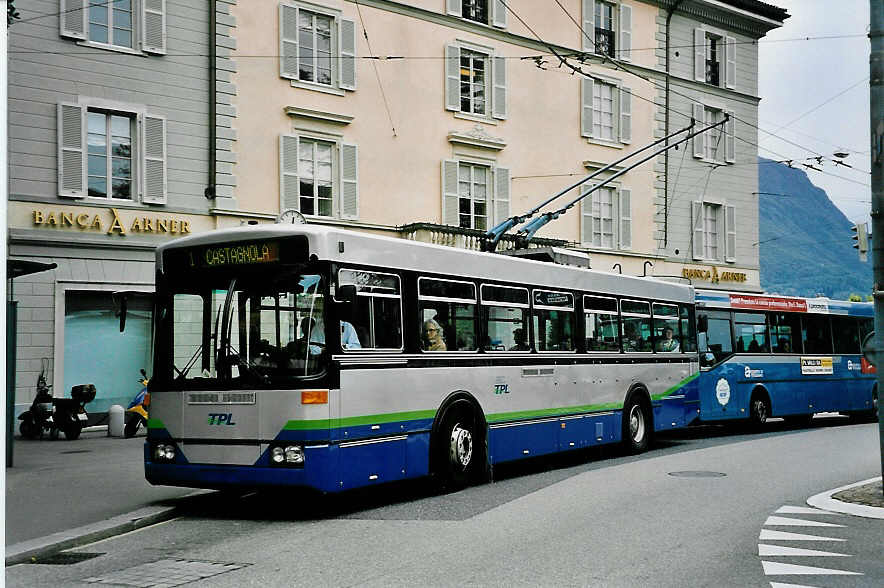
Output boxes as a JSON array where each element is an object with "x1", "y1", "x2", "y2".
[
  {"x1": 656, "y1": 327, "x2": 680, "y2": 352},
  {"x1": 623, "y1": 323, "x2": 641, "y2": 351},
  {"x1": 341, "y1": 321, "x2": 362, "y2": 349},
  {"x1": 748, "y1": 339, "x2": 761, "y2": 352},
  {"x1": 779, "y1": 338, "x2": 792, "y2": 353},
  {"x1": 510, "y1": 328, "x2": 529, "y2": 351},
  {"x1": 422, "y1": 319, "x2": 447, "y2": 351}
]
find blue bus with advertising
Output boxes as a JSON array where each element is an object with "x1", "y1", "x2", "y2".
[{"x1": 694, "y1": 290, "x2": 877, "y2": 427}]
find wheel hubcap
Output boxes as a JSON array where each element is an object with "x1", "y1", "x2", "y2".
[
  {"x1": 754, "y1": 399, "x2": 767, "y2": 422},
  {"x1": 629, "y1": 405, "x2": 645, "y2": 443},
  {"x1": 449, "y1": 423, "x2": 473, "y2": 469}
]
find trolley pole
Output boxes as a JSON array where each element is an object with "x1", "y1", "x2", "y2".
[{"x1": 870, "y1": 0, "x2": 884, "y2": 494}]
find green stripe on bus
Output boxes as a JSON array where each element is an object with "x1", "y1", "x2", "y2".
[
  {"x1": 651, "y1": 372, "x2": 700, "y2": 400},
  {"x1": 486, "y1": 402, "x2": 624, "y2": 423},
  {"x1": 284, "y1": 409, "x2": 437, "y2": 431},
  {"x1": 147, "y1": 418, "x2": 166, "y2": 429}
]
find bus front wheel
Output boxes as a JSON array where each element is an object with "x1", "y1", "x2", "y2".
[
  {"x1": 434, "y1": 404, "x2": 483, "y2": 489},
  {"x1": 622, "y1": 394, "x2": 651, "y2": 454},
  {"x1": 749, "y1": 392, "x2": 770, "y2": 431}
]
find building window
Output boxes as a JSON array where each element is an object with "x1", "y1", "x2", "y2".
[
  {"x1": 58, "y1": 102, "x2": 167, "y2": 203},
  {"x1": 280, "y1": 3, "x2": 357, "y2": 92},
  {"x1": 694, "y1": 28, "x2": 734, "y2": 89},
  {"x1": 705, "y1": 34, "x2": 721, "y2": 86},
  {"x1": 593, "y1": 81, "x2": 617, "y2": 141},
  {"x1": 445, "y1": 44, "x2": 506, "y2": 120},
  {"x1": 704, "y1": 107, "x2": 725, "y2": 162},
  {"x1": 702, "y1": 203, "x2": 719, "y2": 260},
  {"x1": 298, "y1": 10, "x2": 333, "y2": 86},
  {"x1": 460, "y1": 49, "x2": 488, "y2": 116},
  {"x1": 87, "y1": 111, "x2": 133, "y2": 199},
  {"x1": 280, "y1": 135, "x2": 359, "y2": 219},
  {"x1": 594, "y1": 1, "x2": 615, "y2": 58},
  {"x1": 298, "y1": 138, "x2": 334, "y2": 216},
  {"x1": 582, "y1": 185, "x2": 631, "y2": 250},
  {"x1": 458, "y1": 162, "x2": 489, "y2": 230},
  {"x1": 89, "y1": 0, "x2": 133, "y2": 48},
  {"x1": 462, "y1": 0, "x2": 488, "y2": 24}
]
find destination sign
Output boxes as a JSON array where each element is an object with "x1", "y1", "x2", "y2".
[{"x1": 202, "y1": 242, "x2": 280, "y2": 267}]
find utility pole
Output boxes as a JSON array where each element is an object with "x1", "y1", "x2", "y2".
[{"x1": 870, "y1": 0, "x2": 884, "y2": 495}]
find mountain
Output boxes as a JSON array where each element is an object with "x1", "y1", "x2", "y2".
[{"x1": 758, "y1": 157, "x2": 872, "y2": 299}]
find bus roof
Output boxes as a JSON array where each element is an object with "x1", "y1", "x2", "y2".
[
  {"x1": 157, "y1": 224, "x2": 695, "y2": 303},
  {"x1": 696, "y1": 289, "x2": 873, "y2": 317}
]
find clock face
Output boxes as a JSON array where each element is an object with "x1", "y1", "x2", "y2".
[{"x1": 277, "y1": 209, "x2": 306, "y2": 224}]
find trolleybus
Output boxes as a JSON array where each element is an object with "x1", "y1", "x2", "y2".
[
  {"x1": 694, "y1": 290, "x2": 877, "y2": 427},
  {"x1": 145, "y1": 224, "x2": 700, "y2": 493}
]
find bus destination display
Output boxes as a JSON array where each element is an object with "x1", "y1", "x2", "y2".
[{"x1": 181, "y1": 241, "x2": 280, "y2": 269}]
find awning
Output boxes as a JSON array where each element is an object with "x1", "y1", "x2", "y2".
[{"x1": 7, "y1": 259, "x2": 58, "y2": 280}]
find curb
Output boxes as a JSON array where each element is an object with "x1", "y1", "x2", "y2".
[
  {"x1": 806, "y1": 477, "x2": 884, "y2": 519},
  {"x1": 5, "y1": 504, "x2": 179, "y2": 566}
]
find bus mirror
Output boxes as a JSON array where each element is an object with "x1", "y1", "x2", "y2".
[
  {"x1": 700, "y1": 352, "x2": 716, "y2": 367},
  {"x1": 336, "y1": 285, "x2": 358, "y2": 322},
  {"x1": 697, "y1": 314, "x2": 708, "y2": 333}
]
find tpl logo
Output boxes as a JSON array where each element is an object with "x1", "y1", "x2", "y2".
[{"x1": 207, "y1": 413, "x2": 237, "y2": 426}]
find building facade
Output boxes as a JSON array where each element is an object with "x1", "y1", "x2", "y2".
[{"x1": 6, "y1": 0, "x2": 241, "y2": 412}]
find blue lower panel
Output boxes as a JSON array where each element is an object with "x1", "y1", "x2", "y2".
[
  {"x1": 490, "y1": 413, "x2": 622, "y2": 464},
  {"x1": 339, "y1": 437, "x2": 407, "y2": 489}
]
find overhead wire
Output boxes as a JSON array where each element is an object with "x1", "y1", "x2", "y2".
[{"x1": 354, "y1": 0, "x2": 398, "y2": 137}]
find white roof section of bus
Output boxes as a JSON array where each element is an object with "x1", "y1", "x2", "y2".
[
  {"x1": 158, "y1": 224, "x2": 694, "y2": 303},
  {"x1": 696, "y1": 289, "x2": 873, "y2": 316}
]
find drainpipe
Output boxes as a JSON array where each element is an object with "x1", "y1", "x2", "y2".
[
  {"x1": 664, "y1": 0, "x2": 685, "y2": 247},
  {"x1": 205, "y1": 0, "x2": 217, "y2": 200}
]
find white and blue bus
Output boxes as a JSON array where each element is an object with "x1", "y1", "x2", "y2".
[
  {"x1": 694, "y1": 290, "x2": 877, "y2": 427},
  {"x1": 144, "y1": 224, "x2": 702, "y2": 493}
]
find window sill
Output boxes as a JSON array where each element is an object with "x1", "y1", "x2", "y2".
[
  {"x1": 289, "y1": 79, "x2": 346, "y2": 97},
  {"x1": 454, "y1": 111, "x2": 497, "y2": 126},
  {"x1": 586, "y1": 137, "x2": 624, "y2": 149},
  {"x1": 75, "y1": 40, "x2": 145, "y2": 57}
]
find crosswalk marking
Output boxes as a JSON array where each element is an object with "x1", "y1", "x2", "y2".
[
  {"x1": 764, "y1": 516, "x2": 845, "y2": 528},
  {"x1": 758, "y1": 544, "x2": 850, "y2": 557},
  {"x1": 759, "y1": 529, "x2": 846, "y2": 542},
  {"x1": 769, "y1": 582, "x2": 820, "y2": 588},
  {"x1": 758, "y1": 529, "x2": 847, "y2": 541},
  {"x1": 761, "y1": 561, "x2": 862, "y2": 576},
  {"x1": 775, "y1": 506, "x2": 840, "y2": 516}
]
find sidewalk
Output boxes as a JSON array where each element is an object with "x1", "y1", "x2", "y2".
[
  {"x1": 5, "y1": 428, "x2": 201, "y2": 564},
  {"x1": 807, "y1": 477, "x2": 884, "y2": 518}
]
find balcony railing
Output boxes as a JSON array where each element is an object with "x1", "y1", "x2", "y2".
[
  {"x1": 399, "y1": 223, "x2": 569, "y2": 252},
  {"x1": 595, "y1": 28, "x2": 615, "y2": 58}
]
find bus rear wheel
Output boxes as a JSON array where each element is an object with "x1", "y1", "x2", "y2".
[
  {"x1": 622, "y1": 394, "x2": 651, "y2": 454},
  {"x1": 434, "y1": 404, "x2": 484, "y2": 490}
]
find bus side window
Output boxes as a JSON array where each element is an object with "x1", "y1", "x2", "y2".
[
  {"x1": 481, "y1": 284, "x2": 529, "y2": 352},
  {"x1": 533, "y1": 290, "x2": 575, "y2": 352},
  {"x1": 771, "y1": 312, "x2": 800, "y2": 354},
  {"x1": 338, "y1": 269, "x2": 403, "y2": 351},
  {"x1": 621, "y1": 299, "x2": 652, "y2": 352},
  {"x1": 831, "y1": 316, "x2": 861, "y2": 354},
  {"x1": 679, "y1": 304, "x2": 697, "y2": 352},
  {"x1": 802, "y1": 314, "x2": 832, "y2": 355},
  {"x1": 417, "y1": 278, "x2": 477, "y2": 352},
  {"x1": 584, "y1": 296, "x2": 619, "y2": 352},
  {"x1": 699, "y1": 312, "x2": 734, "y2": 363}
]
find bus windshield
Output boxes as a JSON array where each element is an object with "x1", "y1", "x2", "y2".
[{"x1": 158, "y1": 267, "x2": 327, "y2": 389}]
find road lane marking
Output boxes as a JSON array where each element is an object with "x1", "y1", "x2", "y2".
[
  {"x1": 769, "y1": 582, "x2": 820, "y2": 588},
  {"x1": 758, "y1": 544, "x2": 851, "y2": 557},
  {"x1": 761, "y1": 561, "x2": 862, "y2": 576},
  {"x1": 759, "y1": 529, "x2": 846, "y2": 542},
  {"x1": 764, "y1": 516, "x2": 845, "y2": 527}
]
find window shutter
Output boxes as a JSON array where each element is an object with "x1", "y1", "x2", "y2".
[
  {"x1": 692, "y1": 201, "x2": 704, "y2": 260},
  {"x1": 619, "y1": 86, "x2": 632, "y2": 144},
  {"x1": 445, "y1": 44, "x2": 461, "y2": 112},
  {"x1": 694, "y1": 28, "x2": 706, "y2": 82},
  {"x1": 340, "y1": 19, "x2": 357, "y2": 91},
  {"x1": 581, "y1": 77, "x2": 594, "y2": 138},
  {"x1": 494, "y1": 166, "x2": 510, "y2": 224},
  {"x1": 588, "y1": 186, "x2": 601, "y2": 247},
  {"x1": 57, "y1": 102, "x2": 86, "y2": 198},
  {"x1": 725, "y1": 204, "x2": 736, "y2": 262},
  {"x1": 280, "y1": 4, "x2": 299, "y2": 80},
  {"x1": 142, "y1": 0, "x2": 167, "y2": 55},
  {"x1": 492, "y1": 0, "x2": 507, "y2": 28},
  {"x1": 693, "y1": 102, "x2": 705, "y2": 158},
  {"x1": 492, "y1": 56, "x2": 507, "y2": 120},
  {"x1": 725, "y1": 111, "x2": 736, "y2": 163},
  {"x1": 341, "y1": 143, "x2": 359, "y2": 219},
  {"x1": 619, "y1": 3, "x2": 632, "y2": 62},
  {"x1": 582, "y1": 0, "x2": 595, "y2": 52},
  {"x1": 59, "y1": 0, "x2": 87, "y2": 40},
  {"x1": 280, "y1": 135, "x2": 300, "y2": 212},
  {"x1": 141, "y1": 114, "x2": 167, "y2": 205},
  {"x1": 725, "y1": 35, "x2": 736, "y2": 89},
  {"x1": 442, "y1": 160, "x2": 460, "y2": 225},
  {"x1": 619, "y1": 188, "x2": 632, "y2": 250},
  {"x1": 581, "y1": 196, "x2": 592, "y2": 245},
  {"x1": 446, "y1": 0, "x2": 461, "y2": 17}
]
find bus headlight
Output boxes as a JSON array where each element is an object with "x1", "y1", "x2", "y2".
[
  {"x1": 153, "y1": 443, "x2": 176, "y2": 462},
  {"x1": 269, "y1": 444, "x2": 304, "y2": 467}
]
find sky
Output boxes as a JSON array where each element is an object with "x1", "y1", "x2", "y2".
[{"x1": 757, "y1": 0, "x2": 872, "y2": 224}]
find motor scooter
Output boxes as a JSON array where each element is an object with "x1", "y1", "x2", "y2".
[
  {"x1": 124, "y1": 369, "x2": 150, "y2": 438},
  {"x1": 18, "y1": 359, "x2": 96, "y2": 440}
]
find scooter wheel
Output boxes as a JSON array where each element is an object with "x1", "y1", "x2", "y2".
[
  {"x1": 124, "y1": 417, "x2": 141, "y2": 438},
  {"x1": 63, "y1": 423, "x2": 82, "y2": 440},
  {"x1": 49, "y1": 427, "x2": 60, "y2": 440},
  {"x1": 19, "y1": 419, "x2": 38, "y2": 439}
]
